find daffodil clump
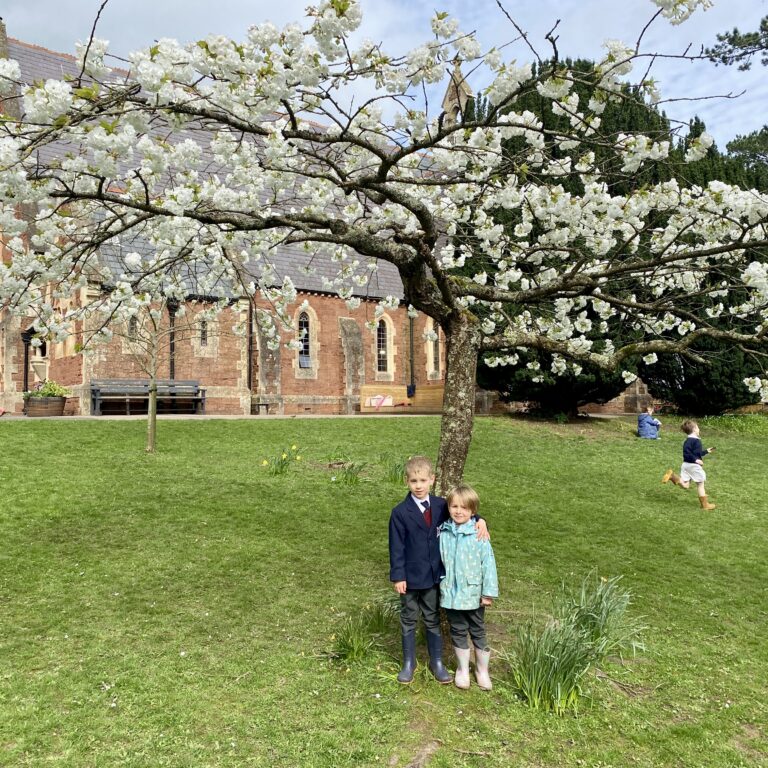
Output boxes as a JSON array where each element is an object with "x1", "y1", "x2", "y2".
[{"x1": 261, "y1": 444, "x2": 302, "y2": 475}]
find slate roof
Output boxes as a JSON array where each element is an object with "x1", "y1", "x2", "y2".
[
  {"x1": 7, "y1": 38, "x2": 87, "y2": 82},
  {"x1": 5, "y1": 37, "x2": 406, "y2": 301}
]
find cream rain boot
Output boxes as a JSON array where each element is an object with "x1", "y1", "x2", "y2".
[
  {"x1": 474, "y1": 647, "x2": 492, "y2": 690},
  {"x1": 453, "y1": 647, "x2": 471, "y2": 689}
]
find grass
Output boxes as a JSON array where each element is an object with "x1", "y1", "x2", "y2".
[{"x1": 1, "y1": 414, "x2": 767, "y2": 766}]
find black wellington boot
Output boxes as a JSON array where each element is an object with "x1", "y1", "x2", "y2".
[
  {"x1": 397, "y1": 632, "x2": 417, "y2": 684},
  {"x1": 426, "y1": 631, "x2": 453, "y2": 684}
]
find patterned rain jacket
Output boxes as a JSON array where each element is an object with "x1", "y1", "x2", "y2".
[{"x1": 438, "y1": 519, "x2": 499, "y2": 610}]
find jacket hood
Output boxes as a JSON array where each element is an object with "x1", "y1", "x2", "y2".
[{"x1": 441, "y1": 518, "x2": 477, "y2": 535}]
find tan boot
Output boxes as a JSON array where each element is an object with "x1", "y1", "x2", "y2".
[
  {"x1": 698, "y1": 495, "x2": 716, "y2": 510},
  {"x1": 662, "y1": 469, "x2": 682, "y2": 486}
]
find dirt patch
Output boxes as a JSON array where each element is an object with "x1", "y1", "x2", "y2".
[
  {"x1": 401, "y1": 740, "x2": 440, "y2": 768},
  {"x1": 731, "y1": 724, "x2": 767, "y2": 763},
  {"x1": 595, "y1": 668, "x2": 655, "y2": 698},
  {"x1": 390, "y1": 709, "x2": 442, "y2": 768}
]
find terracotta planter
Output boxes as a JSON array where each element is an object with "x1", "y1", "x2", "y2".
[{"x1": 25, "y1": 396, "x2": 67, "y2": 417}]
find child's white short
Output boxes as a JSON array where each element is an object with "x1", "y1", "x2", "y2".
[{"x1": 681, "y1": 462, "x2": 706, "y2": 483}]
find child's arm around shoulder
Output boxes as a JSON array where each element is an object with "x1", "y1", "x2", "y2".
[{"x1": 479, "y1": 537, "x2": 499, "y2": 604}]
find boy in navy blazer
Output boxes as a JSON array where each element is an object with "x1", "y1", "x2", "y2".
[{"x1": 388, "y1": 456, "x2": 488, "y2": 684}]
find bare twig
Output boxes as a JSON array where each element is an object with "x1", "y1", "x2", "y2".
[
  {"x1": 634, "y1": 8, "x2": 664, "y2": 53},
  {"x1": 544, "y1": 19, "x2": 561, "y2": 63},
  {"x1": 75, "y1": 0, "x2": 110, "y2": 87},
  {"x1": 494, "y1": 0, "x2": 542, "y2": 65}
]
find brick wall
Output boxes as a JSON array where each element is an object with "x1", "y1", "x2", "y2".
[
  {"x1": 1, "y1": 292, "x2": 448, "y2": 416},
  {"x1": 580, "y1": 378, "x2": 654, "y2": 415}
]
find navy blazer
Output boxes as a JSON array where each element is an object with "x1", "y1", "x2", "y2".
[{"x1": 389, "y1": 493, "x2": 449, "y2": 590}]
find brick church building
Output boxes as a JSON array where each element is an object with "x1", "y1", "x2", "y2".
[{"x1": 0, "y1": 23, "x2": 451, "y2": 417}]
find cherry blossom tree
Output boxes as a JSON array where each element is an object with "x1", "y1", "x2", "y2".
[{"x1": 1, "y1": 0, "x2": 767, "y2": 487}]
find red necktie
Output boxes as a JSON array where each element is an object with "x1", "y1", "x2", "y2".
[{"x1": 422, "y1": 500, "x2": 432, "y2": 527}]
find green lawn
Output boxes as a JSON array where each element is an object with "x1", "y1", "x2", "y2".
[{"x1": 1, "y1": 415, "x2": 767, "y2": 767}]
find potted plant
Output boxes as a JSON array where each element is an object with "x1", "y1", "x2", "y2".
[{"x1": 23, "y1": 380, "x2": 71, "y2": 417}]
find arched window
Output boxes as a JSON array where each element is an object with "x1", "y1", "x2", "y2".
[
  {"x1": 293, "y1": 304, "x2": 319, "y2": 378},
  {"x1": 298, "y1": 312, "x2": 311, "y2": 369},
  {"x1": 377, "y1": 319, "x2": 388, "y2": 373},
  {"x1": 199, "y1": 319, "x2": 208, "y2": 347}
]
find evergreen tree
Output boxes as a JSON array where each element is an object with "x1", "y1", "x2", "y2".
[
  {"x1": 473, "y1": 61, "x2": 674, "y2": 414},
  {"x1": 638, "y1": 337, "x2": 763, "y2": 415},
  {"x1": 705, "y1": 16, "x2": 768, "y2": 70},
  {"x1": 727, "y1": 127, "x2": 768, "y2": 170},
  {"x1": 471, "y1": 63, "x2": 768, "y2": 416}
]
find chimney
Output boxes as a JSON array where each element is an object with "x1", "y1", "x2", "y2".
[
  {"x1": 0, "y1": 17, "x2": 9, "y2": 60},
  {"x1": 0, "y1": 17, "x2": 22, "y2": 121}
]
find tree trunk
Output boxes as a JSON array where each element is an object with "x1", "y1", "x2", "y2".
[
  {"x1": 436, "y1": 312, "x2": 481, "y2": 493},
  {"x1": 146, "y1": 376, "x2": 157, "y2": 454}
]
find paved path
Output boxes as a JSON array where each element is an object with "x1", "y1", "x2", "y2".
[{"x1": 0, "y1": 412, "x2": 437, "y2": 421}]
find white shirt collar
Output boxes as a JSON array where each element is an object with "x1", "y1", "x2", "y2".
[{"x1": 411, "y1": 494, "x2": 430, "y2": 508}]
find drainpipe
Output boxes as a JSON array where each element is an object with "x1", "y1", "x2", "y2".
[
  {"x1": 20, "y1": 328, "x2": 34, "y2": 413},
  {"x1": 247, "y1": 300, "x2": 254, "y2": 392},
  {"x1": 167, "y1": 299, "x2": 179, "y2": 379},
  {"x1": 407, "y1": 316, "x2": 416, "y2": 398}
]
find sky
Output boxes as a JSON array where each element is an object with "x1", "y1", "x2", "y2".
[{"x1": 2, "y1": 0, "x2": 768, "y2": 148}]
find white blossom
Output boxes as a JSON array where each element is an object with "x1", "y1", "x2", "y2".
[
  {"x1": 0, "y1": 58, "x2": 21, "y2": 96},
  {"x1": 0, "y1": 0, "x2": 765, "y2": 414},
  {"x1": 650, "y1": 0, "x2": 713, "y2": 25},
  {"x1": 685, "y1": 132, "x2": 714, "y2": 163}
]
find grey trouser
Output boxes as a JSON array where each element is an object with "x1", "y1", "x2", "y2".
[
  {"x1": 444, "y1": 606, "x2": 487, "y2": 650},
  {"x1": 399, "y1": 585, "x2": 440, "y2": 634}
]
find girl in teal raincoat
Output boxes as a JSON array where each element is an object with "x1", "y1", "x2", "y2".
[{"x1": 439, "y1": 484, "x2": 499, "y2": 690}]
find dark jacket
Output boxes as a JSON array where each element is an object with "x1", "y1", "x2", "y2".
[
  {"x1": 683, "y1": 436, "x2": 708, "y2": 463},
  {"x1": 388, "y1": 493, "x2": 449, "y2": 590},
  {"x1": 637, "y1": 412, "x2": 661, "y2": 439}
]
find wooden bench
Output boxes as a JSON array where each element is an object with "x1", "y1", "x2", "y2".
[{"x1": 90, "y1": 379, "x2": 206, "y2": 416}]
